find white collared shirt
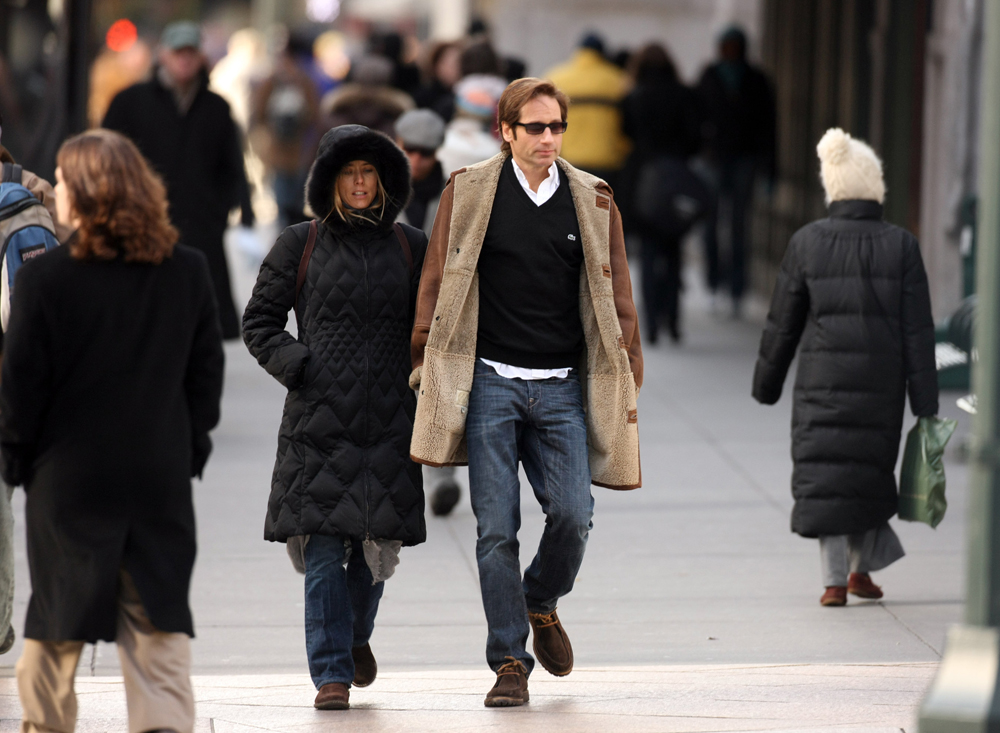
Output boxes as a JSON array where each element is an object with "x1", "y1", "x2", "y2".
[
  {"x1": 480, "y1": 157, "x2": 570, "y2": 381},
  {"x1": 511, "y1": 158, "x2": 560, "y2": 206}
]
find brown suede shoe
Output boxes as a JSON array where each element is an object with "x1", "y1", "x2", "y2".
[
  {"x1": 352, "y1": 643, "x2": 377, "y2": 687},
  {"x1": 848, "y1": 572, "x2": 884, "y2": 599},
  {"x1": 820, "y1": 586, "x2": 848, "y2": 606},
  {"x1": 528, "y1": 609, "x2": 573, "y2": 676},
  {"x1": 314, "y1": 682, "x2": 350, "y2": 710},
  {"x1": 484, "y1": 657, "x2": 529, "y2": 707}
]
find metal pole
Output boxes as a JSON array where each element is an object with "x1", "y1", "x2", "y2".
[
  {"x1": 919, "y1": 0, "x2": 1000, "y2": 728},
  {"x1": 65, "y1": 0, "x2": 92, "y2": 135}
]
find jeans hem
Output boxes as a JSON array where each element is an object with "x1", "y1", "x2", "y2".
[{"x1": 314, "y1": 677, "x2": 353, "y2": 690}]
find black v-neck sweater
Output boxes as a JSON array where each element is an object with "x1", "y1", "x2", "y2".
[{"x1": 476, "y1": 159, "x2": 584, "y2": 369}]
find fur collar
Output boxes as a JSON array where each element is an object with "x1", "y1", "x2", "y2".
[{"x1": 305, "y1": 125, "x2": 411, "y2": 234}]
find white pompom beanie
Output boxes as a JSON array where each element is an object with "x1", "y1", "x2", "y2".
[{"x1": 816, "y1": 128, "x2": 885, "y2": 205}]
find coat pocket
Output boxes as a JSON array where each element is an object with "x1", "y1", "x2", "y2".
[
  {"x1": 423, "y1": 347, "x2": 476, "y2": 434},
  {"x1": 586, "y1": 372, "x2": 640, "y2": 488}
]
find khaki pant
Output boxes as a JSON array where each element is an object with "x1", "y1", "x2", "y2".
[{"x1": 15, "y1": 570, "x2": 194, "y2": 733}]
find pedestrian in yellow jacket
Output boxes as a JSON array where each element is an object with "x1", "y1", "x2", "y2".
[{"x1": 545, "y1": 34, "x2": 631, "y2": 178}]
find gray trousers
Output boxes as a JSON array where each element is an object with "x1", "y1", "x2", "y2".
[
  {"x1": 1, "y1": 483, "x2": 13, "y2": 635},
  {"x1": 819, "y1": 523, "x2": 905, "y2": 587}
]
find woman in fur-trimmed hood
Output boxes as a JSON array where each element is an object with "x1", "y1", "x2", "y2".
[
  {"x1": 243, "y1": 124, "x2": 427, "y2": 709},
  {"x1": 752, "y1": 128, "x2": 938, "y2": 607}
]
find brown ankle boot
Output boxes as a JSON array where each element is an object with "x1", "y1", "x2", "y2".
[
  {"x1": 528, "y1": 609, "x2": 573, "y2": 676},
  {"x1": 314, "y1": 682, "x2": 350, "y2": 710},
  {"x1": 848, "y1": 572, "x2": 884, "y2": 599},
  {"x1": 484, "y1": 657, "x2": 529, "y2": 707},
  {"x1": 352, "y1": 643, "x2": 377, "y2": 687},
  {"x1": 820, "y1": 586, "x2": 848, "y2": 606}
]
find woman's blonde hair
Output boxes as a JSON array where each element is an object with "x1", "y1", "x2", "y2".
[{"x1": 327, "y1": 164, "x2": 393, "y2": 227}]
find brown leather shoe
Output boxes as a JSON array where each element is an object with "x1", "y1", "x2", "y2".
[
  {"x1": 848, "y1": 572, "x2": 884, "y2": 599},
  {"x1": 314, "y1": 682, "x2": 350, "y2": 710},
  {"x1": 528, "y1": 609, "x2": 573, "y2": 676},
  {"x1": 484, "y1": 657, "x2": 529, "y2": 707},
  {"x1": 352, "y1": 643, "x2": 377, "y2": 687},
  {"x1": 820, "y1": 586, "x2": 848, "y2": 606}
]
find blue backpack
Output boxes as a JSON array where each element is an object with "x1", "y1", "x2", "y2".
[{"x1": 0, "y1": 163, "x2": 59, "y2": 332}]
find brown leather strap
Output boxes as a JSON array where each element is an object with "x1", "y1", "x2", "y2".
[
  {"x1": 294, "y1": 220, "x2": 318, "y2": 315},
  {"x1": 393, "y1": 222, "x2": 413, "y2": 275}
]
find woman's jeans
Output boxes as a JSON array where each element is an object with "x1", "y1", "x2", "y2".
[
  {"x1": 466, "y1": 359, "x2": 594, "y2": 675},
  {"x1": 304, "y1": 535, "x2": 383, "y2": 689}
]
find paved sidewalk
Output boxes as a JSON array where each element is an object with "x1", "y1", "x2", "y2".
[{"x1": 0, "y1": 235, "x2": 969, "y2": 731}]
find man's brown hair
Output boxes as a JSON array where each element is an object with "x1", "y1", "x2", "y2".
[
  {"x1": 497, "y1": 77, "x2": 569, "y2": 154},
  {"x1": 57, "y1": 130, "x2": 177, "y2": 264}
]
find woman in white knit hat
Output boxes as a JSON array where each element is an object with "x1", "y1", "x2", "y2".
[{"x1": 751, "y1": 128, "x2": 939, "y2": 606}]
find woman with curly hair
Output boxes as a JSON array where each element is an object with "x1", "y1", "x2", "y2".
[{"x1": 0, "y1": 129, "x2": 225, "y2": 733}]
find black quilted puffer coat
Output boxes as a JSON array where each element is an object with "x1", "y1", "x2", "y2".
[
  {"x1": 243, "y1": 125, "x2": 427, "y2": 545},
  {"x1": 752, "y1": 200, "x2": 938, "y2": 538}
]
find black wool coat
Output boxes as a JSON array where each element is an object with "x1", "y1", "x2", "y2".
[
  {"x1": 0, "y1": 245, "x2": 225, "y2": 641},
  {"x1": 102, "y1": 71, "x2": 251, "y2": 340},
  {"x1": 243, "y1": 125, "x2": 427, "y2": 545},
  {"x1": 752, "y1": 200, "x2": 938, "y2": 538}
]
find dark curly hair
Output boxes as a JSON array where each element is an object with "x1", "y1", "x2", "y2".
[{"x1": 56, "y1": 129, "x2": 177, "y2": 264}]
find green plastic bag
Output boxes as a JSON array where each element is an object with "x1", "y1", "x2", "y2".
[{"x1": 898, "y1": 416, "x2": 958, "y2": 528}]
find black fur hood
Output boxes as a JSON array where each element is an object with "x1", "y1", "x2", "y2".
[{"x1": 305, "y1": 124, "x2": 411, "y2": 231}]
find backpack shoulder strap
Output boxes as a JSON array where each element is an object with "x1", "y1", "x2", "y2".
[
  {"x1": 392, "y1": 222, "x2": 413, "y2": 276},
  {"x1": 294, "y1": 220, "x2": 318, "y2": 314},
  {"x1": 1, "y1": 163, "x2": 21, "y2": 184}
]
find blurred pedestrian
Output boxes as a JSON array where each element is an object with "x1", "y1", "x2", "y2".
[
  {"x1": 697, "y1": 26, "x2": 776, "y2": 318},
  {"x1": 545, "y1": 33, "x2": 631, "y2": 190},
  {"x1": 250, "y1": 35, "x2": 320, "y2": 229},
  {"x1": 393, "y1": 108, "x2": 463, "y2": 516},
  {"x1": 1, "y1": 129, "x2": 224, "y2": 733},
  {"x1": 622, "y1": 43, "x2": 702, "y2": 344},
  {"x1": 752, "y1": 129, "x2": 938, "y2": 607},
  {"x1": 0, "y1": 111, "x2": 66, "y2": 660},
  {"x1": 369, "y1": 31, "x2": 421, "y2": 97},
  {"x1": 320, "y1": 55, "x2": 414, "y2": 138},
  {"x1": 413, "y1": 41, "x2": 462, "y2": 122},
  {"x1": 411, "y1": 78, "x2": 642, "y2": 707},
  {"x1": 243, "y1": 125, "x2": 427, "y2": 711},
  {"x1": 437, "y1": 74, "x2": 506, "y2": 176},
  {"x1": 103, "y1": 20, "x2": 254, "y2": 341}
]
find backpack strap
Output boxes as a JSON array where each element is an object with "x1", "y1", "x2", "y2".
[
  {"x1": 392, "y1": 222, "x2": 413, "y2": 275},
  {"x1": 294, "y1": 220, "x2": 318, "y2": 315},
  {"x1": 1, "y1": 163, "x2": 22, "y2": 184}
]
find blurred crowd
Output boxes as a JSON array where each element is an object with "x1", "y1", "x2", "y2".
[{"x1": 3, "y1": 17, "x2": 777, "y2": 345}]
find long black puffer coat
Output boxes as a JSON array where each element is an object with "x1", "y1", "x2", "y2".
[
  {"x1": 752, "y1": 199, "x2": 938, "y2": 538},
  {"x1": 243, "y1": 125, "x2": 427, "y2": 545}
]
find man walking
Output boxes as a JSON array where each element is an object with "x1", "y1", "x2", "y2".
[
  {"x1": 103, "y1": 21, "x2": 253, "y2": 340},
  {"x1": 410, "y1": 78, "x2": 642, "y2": 707}
]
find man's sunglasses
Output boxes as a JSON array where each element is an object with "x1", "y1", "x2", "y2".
[
  {"x1": 513, "y1": 121, "x2": 569, "y2": 135},
  {"x1": 404, "y1": 146, "x2": 437, "y2": 158}
]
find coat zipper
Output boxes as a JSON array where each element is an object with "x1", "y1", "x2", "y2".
[{"x1": 362, "y1": 240, "x2": 372, "y2": 541}]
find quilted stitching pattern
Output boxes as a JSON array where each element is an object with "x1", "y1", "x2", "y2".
[{"x1": 244, "y1": 126, "x2": 426, "y2": 545}]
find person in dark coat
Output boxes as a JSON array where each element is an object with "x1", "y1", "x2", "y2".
[
  {"x1": 1, "y1": 129, "x2": 224, "y2": 733},
  {"x1": 697, "y1": 26, "x2": 776, "y2": 317},
  {"x1": 622, "y1": 43, "x2": 702, "y2": 344},
  {"x1": 243, "y1": 125, "x2": 427, "y2": 711},
  {"x1": 102, "y1": 21, "x2": 254, "y2": 341},
  {"x1": 752, "y1": 128, "x2": 938, "y2": 607}
]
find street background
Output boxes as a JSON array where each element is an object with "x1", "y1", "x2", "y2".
[{"x1": 0, "y1": 245, "x2": 970, "y2": 730}]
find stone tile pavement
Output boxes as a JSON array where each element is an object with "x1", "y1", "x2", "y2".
[{"x1": 0, "y1": 231, "x2": 970, "y2": 730}]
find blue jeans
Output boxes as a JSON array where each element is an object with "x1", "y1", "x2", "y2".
[
  {"x1": 304, "y1": 535, "x2": 383, "y2": 689},
  {"x1": 466, "y1": 359, "x2": 594, "y2": 675}
]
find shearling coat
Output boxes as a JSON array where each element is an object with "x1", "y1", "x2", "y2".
[
  {"x1": 243, "y1": 125, "x2": 428, "y2": 545},
  {"x1": 410, "y1": 153, "x2": 643, "y2": 489},
  {"x1": 752, "y1": 199, "x2": 938, "y2": 538}
]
